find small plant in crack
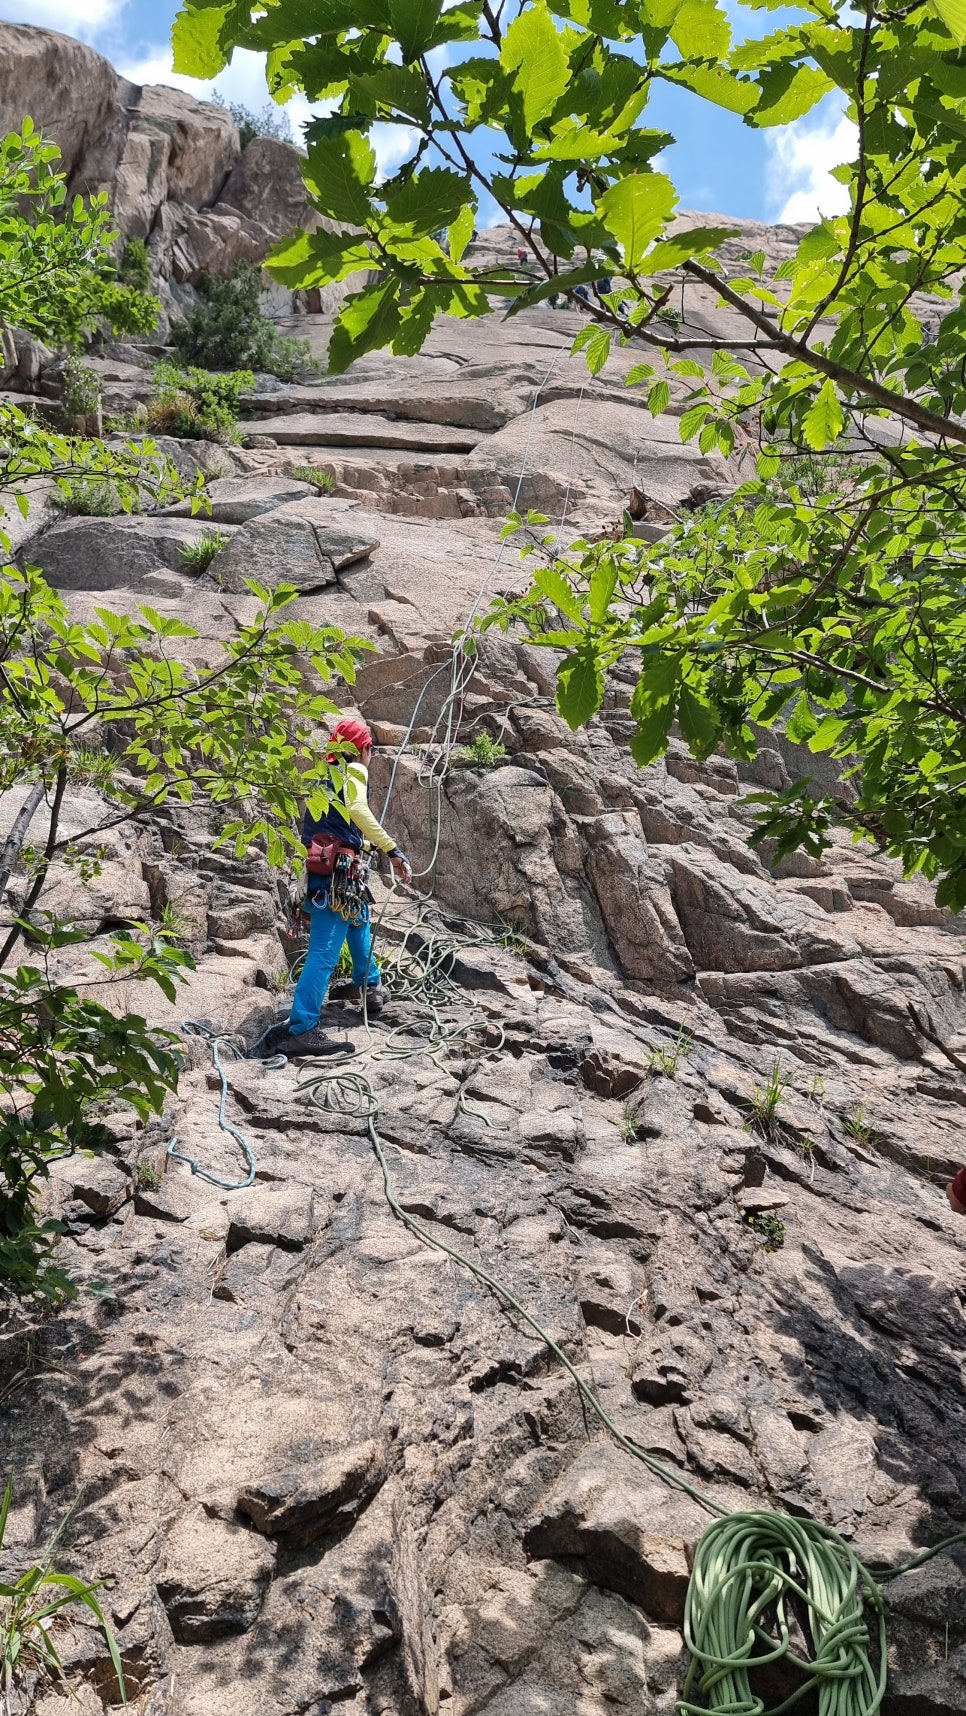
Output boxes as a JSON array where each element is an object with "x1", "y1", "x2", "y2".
[
  {"x1": 619, "y1": 1109, "x2": 643, "y2": 1143},
  {"x1": 805, "y1": 1072, "x2": 826, "y2": 1106},
  {"x1": 158, "y1": 899, "x2": 194, "y2": 948},
  {"x1": 646, "y1": 1026, "x2": 693, "y2": 1078},
  {"x1": 292, "y1": 464, "x2": 336, "y2": 493},
  {"x1": 745, "y1": 1062, "x2": 787, "y2": 1139},
  {"x1": 843, "y1": 1102, "x2": 873, "y2": 1145},
  {"x1": 135, "y1": 1158, "x2": 164, "y2": 1191},
  {"x1": 499, "y1": 921, "x2": 532, "y2": 958},
  {"x1": 745, "y1": 1210, "x2": 786, "y2": 1251},
  {"x1": 453, "y1": 731, "x2": 508, "y2": 769},
  {"x1": 180, "y1": 527, "x2": 229, "y2": 573}
]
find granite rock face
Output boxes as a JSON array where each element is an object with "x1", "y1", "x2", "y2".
[
  {"x1": 3, "y1": 423, "x2": 966, "y2": 1714},
  {"x1": 0, "y1": 21, "x2": 360, "y2": 309}
]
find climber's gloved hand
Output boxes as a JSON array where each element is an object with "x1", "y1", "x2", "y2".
[{"x1": 389, "y1": 849, "x2": 412, "y2": 886}]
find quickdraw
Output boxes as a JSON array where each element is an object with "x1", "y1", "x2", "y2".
[{"x1": 329, "y1": 847, "x2": 374, "y2": 925}]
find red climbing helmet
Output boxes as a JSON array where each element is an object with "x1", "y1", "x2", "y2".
[{"x1": 328, "y1": 716, "x2": 373, "y2": 760}]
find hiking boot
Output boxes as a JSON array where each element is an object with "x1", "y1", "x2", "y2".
[
  {"x1": 328, "y1": 981, "x2": 387, "y2": 1017},
  {"x1": 263, "y1": 1026, "x2": 355, "y2": 1060}
]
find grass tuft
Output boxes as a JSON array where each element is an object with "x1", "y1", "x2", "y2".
[
  {"x1": 180, "y1": 527, "x2": 229, "y2": 573},
  {"x1": 292, "y1": 464, "x2": 336, "y2": 493}
]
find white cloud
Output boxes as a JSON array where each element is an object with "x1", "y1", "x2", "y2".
[
  {"x1": 1, "y1": 0, "x2": 124, "y2": 40},
  {"x1": 767, "y1": 97, "x2": 857, "y2": 224}
]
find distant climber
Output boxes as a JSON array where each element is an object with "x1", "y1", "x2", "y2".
[
  {"x1": 946, "y1": 1166, "x2": 966, "y2": 1215},
  {"x1": 516, "y1": 245, "x2": 527, "y2": 266},
  {"x1": 262, "y1": 718, "x2": 412, "y2": 1059}
]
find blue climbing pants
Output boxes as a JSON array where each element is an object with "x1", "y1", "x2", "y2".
[{"x1": 288, "y1": 892, "x2": 378, "y2": 1035}]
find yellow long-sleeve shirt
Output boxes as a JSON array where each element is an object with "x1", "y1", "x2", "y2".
[{"x1": 302, "y1": 761, "x2": 396, "y2": 855}]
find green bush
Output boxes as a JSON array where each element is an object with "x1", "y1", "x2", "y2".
[
  {"x1": 146, "y1": 362, "x2": 253, "y2": 444},
  {"x1": 51, "y1": 479, "x2": 122, "y2": 517},
  {"x1": 118, "y1": 235, "x2": 152, "y2": 291},
  {"x1": 212, "y1": 92, "x2": 293, "y2": 149},
  {"x1": 454, "y1": 732, "x2": 508, "y2": 769},
  {"x1": 170, "y1": 261, "x2": 319, "y2": 379},
  {"x1": 60, "y1": 356, "x2": 103, "y2": 426},
  {"x1": 0, "y1": 121, "x2": 160, "y2": 349}
]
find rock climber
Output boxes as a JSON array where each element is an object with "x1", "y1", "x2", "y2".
[
  {"x1": 262, "y1": 717, "x2": 412, "y2": 1059},
  {"x1": 946, "y1": 1165, "x2": 966, "y2": 1215}
]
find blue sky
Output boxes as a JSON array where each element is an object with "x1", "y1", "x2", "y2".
[{"x1": 6, "y1": 0, "x2": 853, "y2": 226}]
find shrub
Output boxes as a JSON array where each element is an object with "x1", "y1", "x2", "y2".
[
  {"x1": 454, "y1": 732, "x2": 508, "y2": 769},
  {"x1": 68, "y1": 743, "x2": 118, "y2": 790},
  {"x1": 60, "y1": 356, "x2": 103, "y2": 428},
  {"x1": 0, "y1": 121, "x2": 160, "y2": 349},
  {"x1": 118, "y1": 235, "x2": 152, "y2": 291},
  {"x1": 136, "y1": 1158, "x2": 164, "y2": 1191},
  {"x1": 180, "y1": 526, "x2": 229, "y2": 572},
  {"x1": 51, "y1": 479, "x2": 122, "y2": 517},
  {"x1": 293, "y1": 464, "x2": 335, "y2": 493},
  {"x1": 146, "y1": 362, "x2": 253, "y2": 444},
  {"x1": 212, "y1": 92, "x2": 293, "y2": 148},
  {"x1": 745, "y1": 1211, "x2": 786, "y2": 1251},
  {"x1": 170, "y1": 261, "x2": 319, "y2": 379}
]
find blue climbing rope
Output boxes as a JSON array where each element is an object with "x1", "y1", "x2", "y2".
[{"x1": 165, "y1": 1019, "x2": 259, "y2": 1191}]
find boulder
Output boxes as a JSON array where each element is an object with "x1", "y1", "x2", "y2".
[
  {"x1": 524, "y1": 1445, "x2": 710, "y2": 1624},
  {"x1": 29, "y1": 515, "x2": 239, "y2": 592},
  {"x1": 164, "y1": 475, "x2": 316, "y2": 524},
  {"x1": 212, "y1": 501, "x2": 379, "y2": 593},
  {"x1": 220, "y1": 135, "x2": 323, "y2": 244},
  {"x1": 236, "y1": 412, "x2": 482, "y2": 452}
]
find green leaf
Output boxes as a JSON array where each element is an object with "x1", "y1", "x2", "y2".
[
  {"x1": 534, "y1": 564, "x2": 586, "y2": 625},
  {"x1": 597, "y1": 173, "x2": 676, "y2": 268},
  {"x1": 500, "y1": 1, "x2": 570, "y2": 129},
  {"x1": 448, "y1": 203, "x2": 475, "y2": 264},
  {"x1": 638, "y1": 224, "x2": 740, "y2": 272},
  {"x1": 351, "y1": 64, "x2": 432, "y2": 123},
  {"x1": 389, "y1": 0, "x2": 443, "y2": 60},
  {"x1": 171, "y1": 3, "x2": 229, "y2": 77},
  {"x1": 678, "y1": 683, "x2": 717, "y2": 754},
  {"x1": 572, "y1": 325, "x2": 612, "y2": 374},
  {"x1": 750, "y1": 63, "x2": 832, "y2": 127},
  {"x1": 589, "y1": 559, "x2": 618, "y2": 622},
  {"x1": 630, "y1": 707, "x2": 674, "y2": 766},
  {"x1": 556, "y1": 647, "x2": 604, "y2": 729},
  {"x1": 802, "y1": 378, "x2": 845, "y2": 450},
  {"x1": 929, "y1": 0, "x2": 966, "y2": 43},
  {"x1": 384, "y1": 168, "x2": 470, "y2": 235},
  {"x1": 670, "y1": 0, "x2": 731, "y2": 59},
  {"x1": 303, "y1": 132, "x2": 376, "y2": 224},
  {"x1": 648, "y1": 379, "x2": 670, "y2": 415}
]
